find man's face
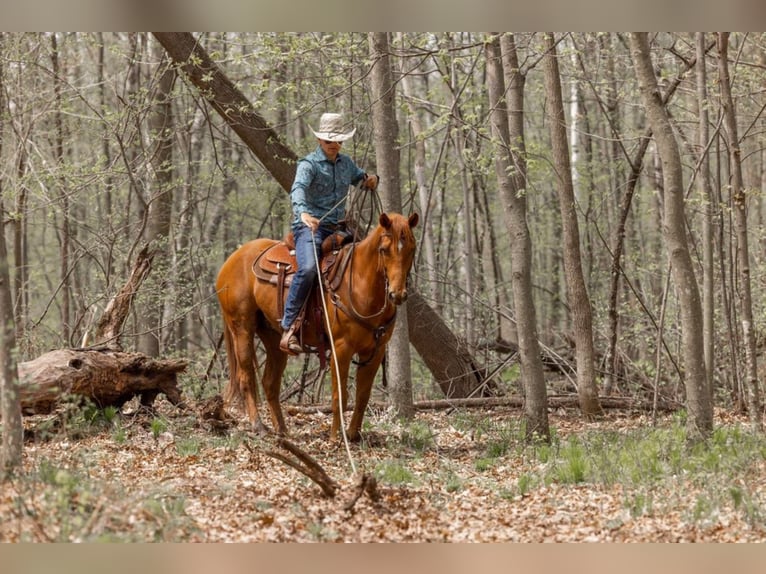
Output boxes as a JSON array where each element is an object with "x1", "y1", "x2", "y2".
[{"x1": 318, "y1": 138, "x2": 342, "y2": 161}]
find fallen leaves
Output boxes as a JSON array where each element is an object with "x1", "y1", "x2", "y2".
[{"x1": 1, "y1": 406, "x2": 765, "y2": 542}]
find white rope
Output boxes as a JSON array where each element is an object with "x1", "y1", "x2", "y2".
[
  {"x1": 312, "y1": 230, "x2": 357, "y2": 475},
  {"x1": 296, "y1": 182, "x2": 369, "y2": 475}
]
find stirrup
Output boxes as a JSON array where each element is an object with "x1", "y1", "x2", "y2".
[{"x1": 280, "y1": 325, "x2": 302, "y2": 355}]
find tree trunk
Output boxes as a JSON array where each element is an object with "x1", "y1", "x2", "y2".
[
  {"x1": 51, "y1": 33, "x2": 71, "y2": 346},
  {"x1": 153, "y1": 32, "x2": 484, "y2": 398},
  {"x1": 629, "y1": 32, "x2": 713, "y2": 440},
  {"x1": 0, "y1": 34, "x2": 23, "y2": 474},
  {"x1": 717, "y1": 32, "x2": 762, "y2": 430},
  {"x1": 368, "y1": 32, "x2": 414, "y2": 419},
  {"x1": 398, "y1": 35, "x2": 438, "y2": 303},
  {"x1": 542, "y1": 33, "x2": 602, "y2": 418},
  {"x1": 152, "y1": 32, "x2": 296, "y2": 192},
  {"x1": 600, "y1": 39, "x2": 710, "y2": 395},
  {"x1": 486, "y1": 33, "x2": 549, "y2": 441},
  {"x1": 12, "y1": 86, "x2": 29, "y2": 350},
  {"x1": 406, "y1": 288, "x2": 484, "y2": 397},
  {"x1": 93, "y1": 246, "x2": 155, "y2": 349},
  {"x1": 453, "y1": 119, "x2": 476, "y2": 344},
  {"x1": 696, "y1": 33, "x2": 715, "y2": 406},
  {"x1": 138, "y1": 42, "x2": 176, "y2": 357}
]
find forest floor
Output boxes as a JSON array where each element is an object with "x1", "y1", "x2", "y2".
[{"x1": 2, "y1": 398, "x2": 766, "y2": 542}]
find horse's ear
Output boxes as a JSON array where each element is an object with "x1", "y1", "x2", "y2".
[
  {"x1": 379, "y1": 212, "x2": 392, "y2": 229},
  {"x1": 408, "y1": 213, "x2": 419, "y2": 228}
]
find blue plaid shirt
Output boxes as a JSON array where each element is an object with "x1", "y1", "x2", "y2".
[{"x1": 290, "y1": 146, "x2": 366, "y2": 227}]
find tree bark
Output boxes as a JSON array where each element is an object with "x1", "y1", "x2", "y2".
[
  {"x1": 486, "y1": 33, "x2": 549, "y2": 441},
  {"x1": 152, "y1": 32, "x2": 296, "y2": 192},
  {"x1": 0, "y1": 33, "x2": 23, "y2": 474},
  {"x1": 717, "y1": 32, "x2": 761, "y2": 429},
  {"x1": 138, "y1": 42, "x2": 176, "y2": 358},
  {"x1": 93, "y1": 245, "x2": 155, "y2": 349},
  {"x1": 153, "y1": 32, "x2": 484, "y2": 398},
  {"x1": 629, "y1": 32, "x2": 713, "y2": 440},
  {"x1": 542, "y1": 33, "x2": 602, "y2": 418},
  {"x1": 368, "y1": 32, "x2": 414, "y2": 419},
  {"x1": 696, "y1": 33, "x2": 715, "y2": 406},
  {"x1": 17, "y1": 348, "x2": 186, "y2": 415}
]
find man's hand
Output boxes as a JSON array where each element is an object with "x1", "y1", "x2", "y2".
[
  {"x1": 301, "y1": 212, "x2": 320, "y2": 232},
  {"x1": 364, "y1": 174, "x2": 379, "y2": 191}
]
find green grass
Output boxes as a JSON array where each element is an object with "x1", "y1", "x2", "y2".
[
  {"x1": 456, "y1": 412, "x2": 766, "y2": 527},
  {"x1": 399, "y1": 421, "x2": 435, "y2": 453},
  {"x1": 530, "y1": 422, "x2": 766, "y2": 490},
  {"x1": 375, "y1": 459, "x2": 416, "y2": 485}
]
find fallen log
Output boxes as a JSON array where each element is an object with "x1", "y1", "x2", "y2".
[
  {"x1": 284, "y1": 394, "x2": 678, "y2": 415},
  {"x1": 18, "y1": 347, "x2": 187, "y2": 415}
]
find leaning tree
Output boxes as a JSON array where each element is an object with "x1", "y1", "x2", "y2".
[{"x1": 152, "y1": 31, "x2": 486, "y2": 399}]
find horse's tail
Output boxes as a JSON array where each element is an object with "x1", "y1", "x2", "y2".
[{"x1": 221, "y1": 320, "x2": 244, "y2": 407}]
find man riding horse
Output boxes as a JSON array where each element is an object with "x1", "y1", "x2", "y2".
[{"x1": 280, "y1": 112, "x2": 379, "y2": 354}]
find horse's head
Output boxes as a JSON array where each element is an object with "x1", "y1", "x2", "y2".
[{"x1": 378, "y1": 212, "x2": 419, "y2": 305}]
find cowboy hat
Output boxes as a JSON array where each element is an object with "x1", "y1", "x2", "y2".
[{"x1": 311, "y1": 112, "x2": 356, "y2": 142}]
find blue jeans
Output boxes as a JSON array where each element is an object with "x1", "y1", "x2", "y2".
[{"x1": 280, "y1": 223, "x2": 334, "y2": 330}]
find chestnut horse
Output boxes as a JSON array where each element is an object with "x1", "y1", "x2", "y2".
[{"x1": 216, "y1": 212, "x2": 418, "y2": 441}]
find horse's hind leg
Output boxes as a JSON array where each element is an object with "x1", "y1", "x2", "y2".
[
  {"x1": 256, "y1": 324, "x2": 288, "y2": 435},
  {"x1": 229, "y1": 321, "x2": 269, "y2": 435}
]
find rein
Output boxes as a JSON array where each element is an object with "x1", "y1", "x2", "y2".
[{"x1": 326, "y1": 231, "x2": 398, "y2": 366}]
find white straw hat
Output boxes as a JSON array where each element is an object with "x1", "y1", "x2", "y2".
[{"x1": 311, "y1": 112, "x2": 356, "y2": 142}]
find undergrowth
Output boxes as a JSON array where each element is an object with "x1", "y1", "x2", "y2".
[{"x1": 457, "y1": 411, "x2": 766, "y2": 530}]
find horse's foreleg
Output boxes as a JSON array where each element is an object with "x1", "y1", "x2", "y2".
[
  {"x1": 329, "y1": 347, "x2": 353, "y2": 442},
  {"x1": 347, "y1": 353, "x2": 384, "y2": 442}
]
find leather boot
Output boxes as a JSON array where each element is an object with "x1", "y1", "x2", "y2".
[{"x1": 280, "y1": 323, "x2": 302, "y2": 355}]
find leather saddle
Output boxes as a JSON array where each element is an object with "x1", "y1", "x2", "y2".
[{"x1": 252, "y1": 230, "x2": 354, "y2": 319}]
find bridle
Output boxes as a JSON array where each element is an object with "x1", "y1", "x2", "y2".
[
  {"x1": 328, "y1": 240, "x2": 394, "y2": 328},
  {"x1": 326, "y1": 229, "x2": 413, "y2": 365}
]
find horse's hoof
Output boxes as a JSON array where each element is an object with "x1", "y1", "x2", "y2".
[
  {"x1": 347, "y1": 432, "x2": 362, "y2": 443},
  {"x1": 252, "y1": 421, "x2": 271, "y2": 437}
]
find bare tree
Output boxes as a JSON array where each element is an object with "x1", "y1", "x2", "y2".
[
  {"x1": 596, "y1": 37, "x2": 711, "y2": 395},
  {"x1": 51, "y1": 32, "x2": 72, "y2": 344},
  {"x1": 629, "y1": 32, "x2": 712, "y2": 440},
  {"x1": 486, "y1": 33, "x2": 549, "y2": 441},
  {"x1": 398, "y1": 34, "x2": 438, "y2": 303},
  {"x1": 696, "y1": 32, "x2": 715, "y2": 404},
  {"x1": 717, "y1": 32, "x2": 761, "y2": 429},
  {"x1": 138, "y1": 41, "x2": 176, "y2": 357},
  {"x1": 368, "y1": 32, "x2": 414, "y2": 419},
  {"x1": 542, "y1": 33, "x2": 602, "y2": 417},
  {"x1": 0, "y1": 200, "x2": 21, "y2": 476},
  {"x1": 0, "y1": 34, "x2": 22, "y2": 474}
]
